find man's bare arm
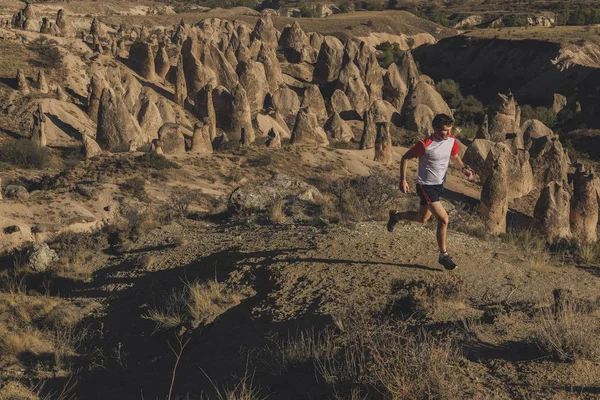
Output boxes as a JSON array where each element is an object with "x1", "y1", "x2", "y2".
[
  {"x1": 450, "y1": 154, "x2": 473, "y2": 180},
  {"x1": 400, "y1": 155, "x2": 411, "y2": 193}
]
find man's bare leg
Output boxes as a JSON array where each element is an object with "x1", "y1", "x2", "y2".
[
  {"x1": 426, "y1": 201, "x2": 449, "y2": 253},
  {"x1": 387, "y1": 206, "x2": 431, "y2": 232}
]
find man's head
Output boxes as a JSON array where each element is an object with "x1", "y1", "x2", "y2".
[{"x1": 432, "y1": 114, "x2": 454, "y2": 140}]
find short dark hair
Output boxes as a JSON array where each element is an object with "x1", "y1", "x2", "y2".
[{"x1": 432, "y1": 114, "x2": 454, "y2": 129}]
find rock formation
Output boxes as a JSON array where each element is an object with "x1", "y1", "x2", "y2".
[
  {"x1": 272, "y1": 87, "x2": 301, "y2": 127},
  {"x1": 337, "y1": 61, "x2": 370, "y2": 117},
  {"x1": 128, "y1": 42, "x2": 156, "y2": 81},
  {"x1": 87, "y1": 72, "x2": 105, "y2": 120},
  {"x1": 154, "y1": 42, "x2": 171, "y2": 81},
  {"x1": 137, "y1": 98, "x2": 163, "y2": 142},
  {"x1": 266, "y1": 128, "x2": 281, "y2": 148},
  {"x1": 529, "y1": 135, "x2": 568, "y2": 189},
  {"x1": 300, "y1": 85, "x2": 327, "y2": 124},
  {"x1": 383, "y1": 63, "x2": 408, "y2": 111},
  {"x1": 360, "y1": 100, "x2": 391, "y2": 150},
  {"x1": 158, "y1": 124, "x2": 186, "y2": 154},
  {"x1": 236, "y1": 60, "x2": 268, "y2": 113},
  {"x1": 570, "y1": 164, "x2": 599, "y2": 244},
  {"x1": 479, "y1": 144, "x2": 510, "y2": 235},
  {"x1": 313, "y1": 36, "x2": 345, "y2": 84},
  {"x1": 97, "y1": 88, "x2": 136, "y2": 151},
  {"x1": 487, "y1": 92, "x2": 520, "y2": 141},
  {"x1": 230, "y1": 84, "x2": 255, "y2": 144},
  {"x1": 324, "y1": 112, "x2": 353, "y2": 143},
  {"x1": 16, "y1": 69, "x2": 30, "y2": 95},
  {"x1": 82, "y1": 133, "x2": 102, "y2": 159},
  {"x1": 290, "y1": 108, "x2": 329, "y2": 147},
  {"x1": 36, "y1": 70, "x2": 48, "y2": 94},
  {"x1": 174, "y1": 54, "x2": 186, "y2": 107},
  {"x1": 534, "y1": 181, "x2": 571, "y2": 243},
  {"x1": 191, "y1": 122, "x2": 213, "y2": 154},
  {"x1": 374, "y1": 122, "x2": 392, "y2": 164},
  {"x1": 31, "y1": 104, "x2": 47, "y2": 147},
  {"x1": 194, "y1": 84, "x2": 217, "y2": 141}
]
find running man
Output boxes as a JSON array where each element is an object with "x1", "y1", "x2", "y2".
[{"x1": 387, "y1": 114, "x2": 473, "y2": 270}]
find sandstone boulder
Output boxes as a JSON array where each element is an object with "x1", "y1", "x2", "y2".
[
  {"x1": 552, "y1": 93, "x2": 567, "y2": 114},
  {"x1": 406, "y1": 104, "x2": 435, "y2": 135},
  {"x1": 16, "y1": 69, "x2": 30, "y2": 95},
  {"x1": 290, "y1": 108, "x2": 329, "y2": 147},
  {"x1": 383, "y1": 63, "x2": 408, "y2": 111},
  {"x1": 255, "y1": 113, "x2": 290, "y2": 139},
  {"x1": 228, "y1": 174, "x2": 322, "y2": 213},
  {"x1": 194, "y1": 84, "x2": 217, "y2": 141},
  {"x1": 158, "y1": 124, "x2": 186, "y2": 154},
  {"x1": 313, "y1": 36, "x2": 345, "y2": 84},
  {"x1": 82, "y1": 134, "x2": 102, "y2": 158},
  {"x1": 129, "y1": 42, "x2": 156, "y2": 81},
  {"x1": 174, "y1": 54, "x2": 186, "y2": 106},
  {"x1": 237, "y1": 60, "x2": 268, "y2": 113},
  {"x1": 251, "y1": 13, "x2": 278, "y2": 48},
  {"x1": 4, "y1": 185, "x2": 29, "y2": 200},
  {"x1": 336, "y1": 61, "x2": 369, "y2": 117},
  {"x1": 97, "y1": 88, "x2": 136, "y2": 151},
  {"x1": 300, "y1": 85, "x2": 327, "y2": 124},
  {"x1": 257, "y1": 43, "x2": 284, "y2": 93},
  {"x1": 529, "y1": 135, "x2": 568, "y2": 189},
  {"x1": 272, "y1": 87, "x2": 301, "y2": 127},
  {"x1": 520, "y1": 119, "x2": 553, "y2": 150},
  {"x1": 27, "y1": 243, "x2": 58, "y2": 272},
  {"x1": 404, "y1": 81, "x2": 452, "y2": 117},
  {"x1": 137, "y1": 98, "x2": 163, "y2": 142},
  {"x1": 154, "y1": 42, "x2": 171, "y2": 81},
  {"x1": 266, "y1": 128, "x2": 281, "y2": 148},
  {"x1": 190, "y1": 122, "x2": 213, "y2": 154},
  {"x1": 487, "y1": 92, "x2": 520, "y2": 141},
  {"x1": 36, "y1": 70, "x2": 48, "y2": 94},
  {"x1": 324, "y1": 112, "x2": 354, "y2": 142},
  {"x1": 360, "y1": 100, "x2": 392, "y2": 149}
]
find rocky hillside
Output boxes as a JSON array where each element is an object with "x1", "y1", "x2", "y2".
[{"x1": 413, "y1": 29, "x2": 600, "y2": 128}]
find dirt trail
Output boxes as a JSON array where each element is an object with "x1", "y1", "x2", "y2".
[{"x1": 43, "y1": 213, "x2": 600, "y2": 398}]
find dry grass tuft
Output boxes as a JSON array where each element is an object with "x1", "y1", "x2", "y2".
[
  {"x1": 576, "y1": 243, "x2": 599, "y2": 265},
  {"x1": 187, "y1": 280, "x2": 245, "y2": 328},
  {"x1": 267, "y1": 314, "x2": 466, "y2": 399},
  {"x1": 531, "y1": 296, "x2": 600, "y2": 362},
  {"x1": 269, "y1": 200, "x2": 285, "y2": 225},
  {"x1": 144, "y1": 280, "x2": 247, "y2": 332},
  {"x1": 502, "y1": 228, "x2": 551, "y2": 270}
]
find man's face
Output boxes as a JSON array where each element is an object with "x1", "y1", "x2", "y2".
[{"x1": 434, "y1": 124, "x2": 453, "y2": 140}]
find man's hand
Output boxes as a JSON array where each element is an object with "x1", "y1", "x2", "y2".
[
  {"x1": 400, "y1": 180, "x2": 410, "y2": 193},
  {"x1": 463, "y1": 167, "x2": 473, "y2": 181}
]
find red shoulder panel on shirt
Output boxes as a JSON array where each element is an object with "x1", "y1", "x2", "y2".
[
  {"x1": 450, "y1": 135, "x2": 460, "y2": 156},
  {"x1": 404, "y1": 135, "x2": 433, "y2": 159}
]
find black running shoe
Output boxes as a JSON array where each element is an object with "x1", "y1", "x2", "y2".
[
  {"x1": 439, "y1": 253, "x2": 458, "y2": 271},
  {"x1": 387, "y1": 210, "x2": 400, "y2": 232}
]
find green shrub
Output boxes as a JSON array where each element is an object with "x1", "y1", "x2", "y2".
[
  {"x1": 0, "y1": 140, "x2": 52, "y2": 169},
  {"x1": 503, "y1": 14, "x2": 529, "y2": 27},
  {"x1": 137, "y1": 152, "x2": 179, "y2": 169},
  {"x1": 339, "y1": 3, "x2": 350, "y2": 13},
  {"x1": 521, "y1": 104, "x2": 557, "y2": 128},
  {"x1": 435, "y1": 79, "x2": 485, "y2": 127},
  {"x1": 375, "y1": 41, "x2": 404, "y2": 68}
]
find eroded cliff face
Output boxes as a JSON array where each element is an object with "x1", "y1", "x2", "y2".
[{"x1": 413, "y1": 36, "x2": 600, "y2": 128}]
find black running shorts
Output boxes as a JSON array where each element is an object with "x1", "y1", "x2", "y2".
[{"x1": 416, "y1": 184, "x2": 444, "y2": 205}]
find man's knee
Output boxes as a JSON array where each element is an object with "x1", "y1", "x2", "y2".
[{"x1": 437, "y1": 215, "x2": 449, "y2": 226}]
